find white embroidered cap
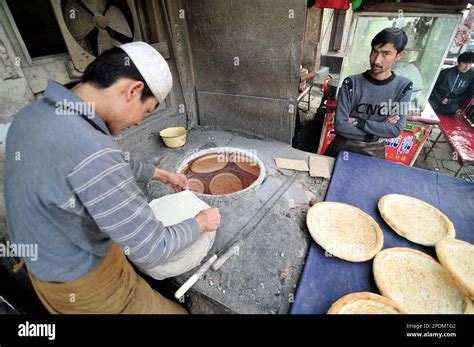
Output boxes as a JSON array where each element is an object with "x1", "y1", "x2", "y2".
[{"x1": 120, "y1": 41, "x2": 172, "y2": 103}]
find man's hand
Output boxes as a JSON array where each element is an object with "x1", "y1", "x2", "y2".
[
  {"x1": 348, "y1": 117, "x2": 357, "y2": 123},
  {"x1": 153, "y1": 168, "x2": 189, "y2": 192},
  {"x1": 165, "y1": 172, "x2": 189, "y2": 192},
  {"x1": 195, "y1": 208, "x2": 221, "y2": 232},
  {"x1": 441, "y1": 98, "x2": 449, "y2": 105},
  {"x1": 385, "y1": 115, "x2": 400, "y2": 124}
]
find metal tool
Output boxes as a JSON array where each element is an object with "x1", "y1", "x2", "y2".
[
  {"x1": 174, "y1": 255, "x2": 217, "y2": 299},
  {"x1": 211, "y1": 241, "x2": 241, "y2": 271}
]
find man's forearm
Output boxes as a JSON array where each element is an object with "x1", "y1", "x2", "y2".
[
  {"x1": 152, "y1": 167, "x2": 171, "y2": 183},
  {"x1": 356, "y1": 117, "x2": 404, "y2": 138}
]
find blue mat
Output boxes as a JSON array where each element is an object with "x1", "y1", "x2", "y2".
[{"x1": 290, "y1": 152, "x2": 474, "y2": 314}]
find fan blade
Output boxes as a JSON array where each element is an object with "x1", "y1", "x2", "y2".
[
  {"x1": 105, "y1": 6, "x2": 132, "y2": 38},
  {"x1": 81, "y1": 0, "x2": 106, "y2": 14},
  {"x1": 65, "y1": 0, "x2": 95, "y2": 40},
  {"x1": 77, "y1": 38, "x2": 94, "y2": 54},
  {"x1": 110, "y1": 38, "x2": 123, "y2": 47},
  {"x1": 97, "y1": 29, "x2": 114, "y2": 54}
]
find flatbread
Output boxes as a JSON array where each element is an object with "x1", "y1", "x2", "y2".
[
  {"x1": 139, "y1": 191, "x2": 216, "y2": 280},
  {"x1": 209, "y1": 173, "x2": 243, "y2": 195},
  {"x1": 306, "y1": 202, "x2": 383, "y2": 262},
  {"x1": 468, "y1": 301, "x2": 474, "y2": 314},
  {"x1": 327, "y1": 292, "x2": 407, "y2": 314},
  {"x1": 188, "y1": 178, "x2": 205, "y2": 194},
  {"x1": 373, "y1": 247, "x2": 470, "y2": 314},
  {"x1": 190, "y1": 154, "x2": 228, "y2": 173},
  {"x1": 436, "y1": 239, "x2": 474, "y2": 300},
  {"x1": 234, "y1": 160, "x2": 260, "y2": 176},
  {"x1": 378, "y1": 194, "x2": 455, "y2": 246}
]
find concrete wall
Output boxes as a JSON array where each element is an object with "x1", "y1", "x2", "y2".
[
  {"x1": 0, "y1": 23, "x2": 35, "y2": 125},
  {"x1": 301, "y1": 6, "x2": 323, "y2": 71},
  {"x1": 184, "y1": 0, "x2": 307, "y2": 143},
  {"x1": 0, "y1": 9, "x2": 34, "y2": 240}
]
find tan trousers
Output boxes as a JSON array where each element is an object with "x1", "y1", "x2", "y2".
[{"x1": 28, "y1": 244, "x2": 187, "y2": 314}]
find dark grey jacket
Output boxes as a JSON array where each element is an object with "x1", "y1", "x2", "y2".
[
  {"x1": 430, "y1": 66, "x2": 474, "y2": 106},
  {"x1": 334, "y1": 71, "x2": 413, "y2": 142}
]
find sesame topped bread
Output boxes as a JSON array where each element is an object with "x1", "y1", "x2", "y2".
[
  {"x1": 327, "y1": 292, "x2": 407, "y2": 314},
  {"x1": 373, "y1": 247, "x2": 470, "y2": 314},
  {"x1": 436, "y1": 239, "x2": 474, "y2": 300},
  {"x1": 306, "y1": 202, "x2": 383, "y2": 262},
  {"x1": 378, "y1": 194, "x2": 455, "y2": 246}
]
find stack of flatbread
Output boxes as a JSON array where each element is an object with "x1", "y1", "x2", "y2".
[{"x1": 315, "y1": 194, "x2": 472, "y2": 314}]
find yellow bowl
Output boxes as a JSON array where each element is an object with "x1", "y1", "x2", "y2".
[{"x1": 159, "y1": 127, "x2": 187, "y2": 148}]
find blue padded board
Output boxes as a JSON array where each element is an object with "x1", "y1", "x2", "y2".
[{"x1": 291, "y1": 152, "x2": 474, "y2": 314}]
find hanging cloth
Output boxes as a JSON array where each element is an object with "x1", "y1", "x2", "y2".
[{"x1": 315, "y1": 0, "x2": 351, "y2": 10}]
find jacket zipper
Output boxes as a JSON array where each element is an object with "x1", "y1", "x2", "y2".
[{"x1": 450, "y1": 73, "x2": 459, "y2": 93}]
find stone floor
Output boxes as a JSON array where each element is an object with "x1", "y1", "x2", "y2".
[
  {"x1": 298, "y1": 89, "x2": 474, "y2": 182},
  {"x1": 413, "y1": 127, "x2": 474, "y2": 181},
  {"x1": 297, "y1": 83, "x2": 324, "y2": 115}
]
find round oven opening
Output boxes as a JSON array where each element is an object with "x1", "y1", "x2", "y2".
[{"x1": 175, "y1": 147, "x2": 266, "y2": 196}]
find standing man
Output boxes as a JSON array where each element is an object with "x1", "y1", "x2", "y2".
[
  {"x1": 429, "y1": 51, "x2": 474, "y2": 115},
  {"x1": 4, "y1": 42, "x2": 221, "y2": 314},
  {"x1": 325, "y1": 28, "x2": 413, "y2": 159}
]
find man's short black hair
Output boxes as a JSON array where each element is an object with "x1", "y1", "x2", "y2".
[
  {"x1": 81, "y1": 47, "x2": 154, "y2": 102},
  {"x1": 371, "y1": 28, "x2": 408, "y2": 53},
  {"x1": 458, "y1": 51, "x2": 474, "y2": 64}
]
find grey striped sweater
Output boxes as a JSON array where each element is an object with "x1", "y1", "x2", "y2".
[{"x1": 4, "y1": 80, "x2": 199, "y2": 282}]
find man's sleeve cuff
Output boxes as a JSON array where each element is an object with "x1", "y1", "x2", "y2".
[
  {"x1": 188, "y1": 218, "x2": 201, "y2": 236},
  {"x1": 141, "y1": 162, "x2": 156, "y2": 183},
  {"x1": 356, "y1": 118, "x2": 366, "y2": 131}
]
